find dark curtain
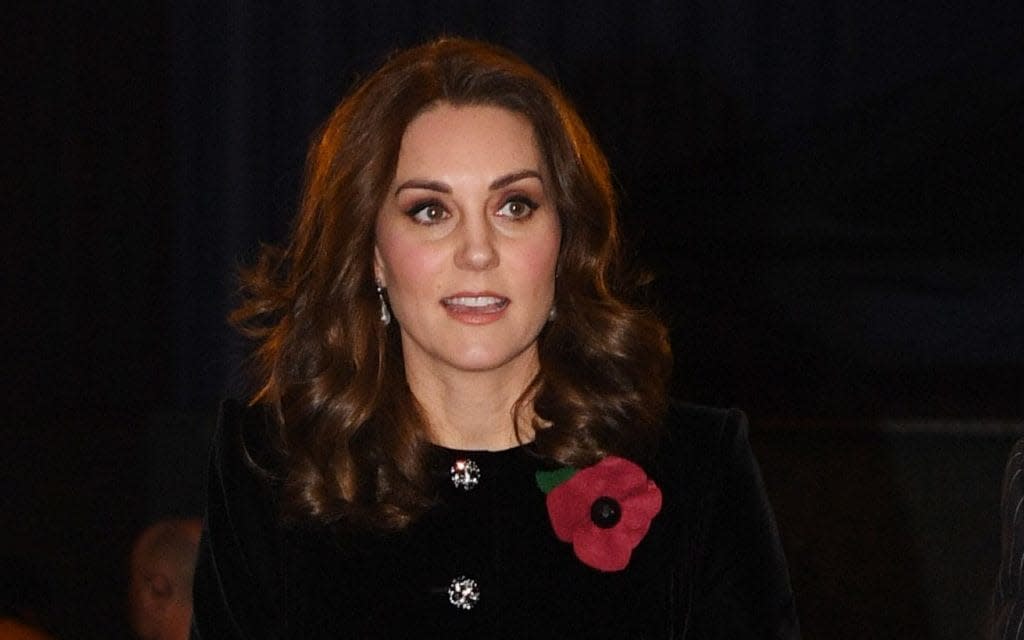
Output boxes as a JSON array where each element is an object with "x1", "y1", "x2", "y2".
[
  {"x1": 165, "y1": 1, "x2": 1023, "y2": 417},
  {"x1": 10, "y1": 2, "x2": 1021, "y2": 418}
]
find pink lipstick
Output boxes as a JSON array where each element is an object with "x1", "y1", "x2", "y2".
[{"x1": 441, "y1": 293, "x2": 509, "y2": 324}]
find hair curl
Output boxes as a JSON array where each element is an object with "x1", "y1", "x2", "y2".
[{"x1": 232, "y1": 37, "x2": 672, "y2": 531}]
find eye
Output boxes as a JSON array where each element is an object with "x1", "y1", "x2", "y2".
[
  {"x1": 497, "y1": 196, "x2": 539, "y2": 220},
  {"x1": 405, "y1": 201, "x2": 449, "y2": 224}
]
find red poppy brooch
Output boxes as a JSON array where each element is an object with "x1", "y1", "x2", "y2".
[{"x1": 535, "y1": 456, "x2": 662, "y2": 572}]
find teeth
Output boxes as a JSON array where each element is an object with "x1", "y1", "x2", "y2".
[{"x1": 444, "y1": 296, "x2": 505, "y2": 307}]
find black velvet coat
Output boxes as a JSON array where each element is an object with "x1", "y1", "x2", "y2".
[{"x1": 191, "y1": 400, "x2": 800, "y2": 639}]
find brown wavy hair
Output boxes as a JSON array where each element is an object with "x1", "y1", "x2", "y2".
[{"x1": 232, "y1": 37, "x2": 672, "y2": 531}]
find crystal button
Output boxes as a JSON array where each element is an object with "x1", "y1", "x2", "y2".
[
  {"x1": 447, "y1": 575, "x2": 480, "y2": 610},
  {"x1": 450, "y1": 458, "x2": 481, "y2": 491}
]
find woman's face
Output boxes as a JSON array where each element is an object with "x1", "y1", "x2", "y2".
[{"x1": 374, "y1": 103, "x2": 561, "y2": 380}]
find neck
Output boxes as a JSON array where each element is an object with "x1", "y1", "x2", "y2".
[{"x1": 403, "y1": 353, "x2": 539, "y2": 451}]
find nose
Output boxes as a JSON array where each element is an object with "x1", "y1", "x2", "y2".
[{"x1": 454, "y1": 213, "x2": 499, "y2": 271}]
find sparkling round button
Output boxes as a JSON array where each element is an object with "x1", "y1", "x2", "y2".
[
  {"x1": 447, "y1": 575, "x2": 480, "y2": 610},
  {"x1": 450, "y1": 458, "x2": 481, "y2": 491}
]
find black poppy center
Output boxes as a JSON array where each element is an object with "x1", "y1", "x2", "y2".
[{"x1": 590, "y1": 496, "x2": 622, "y2": 528}]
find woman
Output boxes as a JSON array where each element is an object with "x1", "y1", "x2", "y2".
[{"x1": 192, "y1": 37, "x2": 799, "y2": 639}]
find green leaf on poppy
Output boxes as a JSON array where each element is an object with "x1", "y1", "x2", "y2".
[{"x1": 535, "y1": 466, "x2": 577, "y2": 494}]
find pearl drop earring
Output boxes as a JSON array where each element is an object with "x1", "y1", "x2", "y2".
[{"x1": 376, "y1": 284, "x2": 391, "y2": 325}]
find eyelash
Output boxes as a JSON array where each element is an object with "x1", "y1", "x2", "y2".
[
  {"x1": 497, "y1": 196, "x2": 540, "y2": 219},
  {"x1": 403, "y1": 196, "x2": 540, "y2": 225},
  {"x1": 404, "y1": 201, "x2": 448, "y2": 224}
]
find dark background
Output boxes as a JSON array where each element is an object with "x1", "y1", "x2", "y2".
[{"x1": 5, "y1": 2, "x2": 1022, "y2": 638}]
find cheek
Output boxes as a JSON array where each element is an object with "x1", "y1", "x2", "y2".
[
  {"x1": 518, "y1": 233, "x2": 561, "y2": 290},
  {"x1": 377, "y1": 235, "x2": 444, "y2": 298}
]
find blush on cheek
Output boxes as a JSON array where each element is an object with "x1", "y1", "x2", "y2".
[
  {"x1": 377, "y1": 234, "x2": 445, "y2": 291},
  {"x1": 521, "y1": 239, "x2": 560, "y2": 280}
]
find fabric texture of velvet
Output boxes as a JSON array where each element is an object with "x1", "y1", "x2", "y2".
[
  {"x1": 992, "y1": 437, "x2": 1024, "y2": 639},
  {"x1": 191, "y1": 400, "x2": 800, "y2": 639}
]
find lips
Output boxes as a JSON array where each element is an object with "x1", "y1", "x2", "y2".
[
  {"x1": 441, "y1": 295, "x2": 510, "y2": 313},
  {"x1": 442, "y1": 295, "x2": 508, "y2": 309},
  {"x1": 440, "y1": 293, "x2": 510, "y2": 326}
]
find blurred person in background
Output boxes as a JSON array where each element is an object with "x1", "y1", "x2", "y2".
[
  {"x1": 128, "y1": 518, "x2": 202, "y2": 640},
  {"x1": 0, "y1": 557, "x2": 56, "y2": 640}
]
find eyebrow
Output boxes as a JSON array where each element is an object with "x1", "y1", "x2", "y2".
[
  {"x1": 393, "y1": 169, "x2": 543, "y2": 195},
  {"x1": 489, "y1": 169, "x2": 543, "y2": 190}
]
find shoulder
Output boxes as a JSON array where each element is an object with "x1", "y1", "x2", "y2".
[
  {"x1": 647, "y1": 401, "x2": 759, "y2": 516},
  {"x1": 217, "y1": 397, "x2": 273, "y2": 445},
  {"x1": 656, "y1": 401, "x2": 750, "y2": 469},
  {"x1": 214, "y1": 398, "x2": 283, "y2": 476},
  {"x1": 204, "y1": 399, "x2": 284, "y2": 520},
  {"x1": 662, "y1": 401, "x2": 746, "y2": 437}
]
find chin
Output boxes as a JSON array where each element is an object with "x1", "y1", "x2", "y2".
[
  {"x1": 448, "y1": 353, "x2": 516, "y2": 373},
  {"x1": 445, "y1": 342, "x2": 537, "y2": 374}
]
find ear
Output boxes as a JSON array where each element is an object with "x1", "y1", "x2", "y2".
[
  {"x1": 148, "y1": 572, "x2": 173, "y2": 601},
  {"x1": 373, "y1": 244, "x2": 387, "y2": 288}
]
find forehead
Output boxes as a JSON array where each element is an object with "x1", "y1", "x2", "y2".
[{"x1": 395, "y1": 103, "x2": 545, "y2": 178}]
